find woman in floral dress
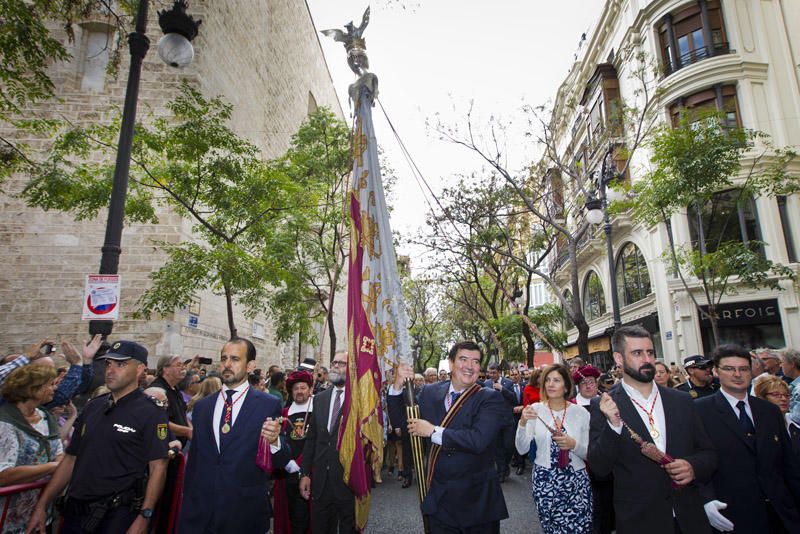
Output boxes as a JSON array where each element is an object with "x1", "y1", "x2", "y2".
[
  {"x1": 515, "y1": 363, "x2": 592, "y2": 533},
  {"x1": 0, "y1": 365, "x2": 63, "y2": 533}
]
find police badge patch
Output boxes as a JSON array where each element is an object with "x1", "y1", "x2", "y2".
[{"x1": 157, "y1": 424, "x2": 168, "y2": 440}]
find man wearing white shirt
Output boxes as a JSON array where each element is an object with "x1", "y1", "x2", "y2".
[
  {"x1": 588, "y1": 326, "x2": 716, "y2": 534},
  {"x1": 179, "y1": 337, "x2": 290, "y2": 533},
  {"x1": 696, "y1": 344, "x2": 800, "y2": 534}
]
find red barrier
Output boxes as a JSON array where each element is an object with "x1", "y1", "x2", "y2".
[{"x1": 0, "y1": 478, "x2": 49, "y2": 530}]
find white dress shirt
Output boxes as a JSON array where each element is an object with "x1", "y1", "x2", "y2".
[
  {"x1": 609, "y1": 380, "x2": 667, "y2": 452},
  {"x1": 720, "y1": 388, "x2": 753, "y2": 425},
  {"x1": 327, "y1": 386, "x2": 346, "y2": 432},
  {"x1": 212, "y1": 382, "x2": 280, "y2": 453}
]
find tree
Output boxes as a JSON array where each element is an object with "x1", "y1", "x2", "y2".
[
  {"x1": 490, "y1": 303, "x2": 566, "y2": 363},
  {"x1": 434, "y1": 51, "x2": 662, "y2": 355},
  {"x1": 0, "y1": 1, "x2": 130, "y2": 184},
  {"x1": 22, "y1": 82, "x2": 314, "y2": 339},
  {"x1": 622, "y1": 112, "x2": 798, "y2": 345},
  {"x1": 403, "y1": 275, "x2": 448, "y2": 372},
  {"x1": 275, "y1": 108, "x2": 352, "y2": 358}
]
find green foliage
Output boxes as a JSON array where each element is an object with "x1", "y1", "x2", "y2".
[
  {"x1": 22, "y1": 82, "x2": 316, "y2": 339},
  {"x1": 490, "y1": 303, "x2": 566, "y2": 363}
]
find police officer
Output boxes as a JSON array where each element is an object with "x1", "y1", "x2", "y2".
[
  {"x1": 675, "y1": 354, "x2": 719, "y2": 399},
  {"x1": 27, "y1": 341, "x2": 169, "y2": 534}
]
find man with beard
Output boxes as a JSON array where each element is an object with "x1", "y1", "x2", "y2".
[
  {"x1": 179, "y1": 338, "x2": 290, "y2": 533},
  {"x1": 273, "y1": 370, "x2": 314, "y2": 534},
  {"x1": 676, "y1": 355, "x2": 718, "y2": 399},
  {"x1": 299, "y1": 350, "x2": 357, "y2": 533},
  {"x1": 151, "y1": 355, "x2": 192, "y2": 446},
  {"x1": 588, "y1": 326, "x2": 716, "y2": 534}
]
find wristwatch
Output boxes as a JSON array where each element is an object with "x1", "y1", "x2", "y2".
[{"x1": 140, "y1": 508, "x2": 154, "y2": 520}]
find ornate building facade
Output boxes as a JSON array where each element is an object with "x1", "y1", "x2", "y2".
[
  {"x1": 548, "y1": 0, "x2": 799, "y2": 366},
  {"x1": 0, "y1": 1, "x2": 346, "y2": 369}
]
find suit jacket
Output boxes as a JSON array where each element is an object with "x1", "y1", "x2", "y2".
[
  {"x1": 588, "y1": 385, "x2": 715, "y2": 534},
  {"x1": 696, "y1": 392, "x2": 800, "y2": 533},
  {"x1": 179, "y1": 388, "x2": 290, "y2": 533},
  {"x1": 418, "y1": 381, "x2": 509, "y2": 528},
  {"x1": 300, "y1": 387, "x2": 354, "y2": 504}
]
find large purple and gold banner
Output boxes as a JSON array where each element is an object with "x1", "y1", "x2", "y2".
[{"x1": 339, "y1": 79, "x2": 411, "y2": 531}]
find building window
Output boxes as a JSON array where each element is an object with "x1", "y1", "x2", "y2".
[
  {"x1": 687, "y1": 188, "x2": 763, "y2": 254},
  {"x1": 77, "y1": 23, "x2": 114, "y2": 92},
  {"x1": 582, "y1": 271, "x2": 606, "y2": 321},
  {"x1": 562, "y1": 290, "x2": 575, "y2": 330},
  {"x1": 252, "y1": 320, "x2": 266, "y2": 340},
  {"x1": 777, "y1": 196, "x2": 797, "y2": 263},
  {"x1": 307, "y1": 91, "x2": 318, "y2": 114},
  {"x1": 615, "y1": 242, "x2": 652, "y2": 306},
  {"x1": 658, "y1": 0, "x2": 729, "y2": 76},
  {"x1": 669, "y1": 84, "x2": 740, "y2": 128},
  {"x1": 530, "y1": 282, "x2": 548, "y2": 307}
]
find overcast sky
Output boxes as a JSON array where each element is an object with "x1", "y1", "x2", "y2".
[{"x1": 306, "y1": 1, "x2": 604, "y2": 257}]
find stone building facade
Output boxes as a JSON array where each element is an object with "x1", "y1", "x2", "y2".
[
  {"x1": 547, "y1": 0, "x2": 800, "y2": 366},
  {"x1": 0, "y1": 1, "x2": 347, "y2": 370}
]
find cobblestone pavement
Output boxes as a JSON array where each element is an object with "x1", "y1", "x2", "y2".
[{"x1": 366, "y1": 464, "x2": 543, "y2": 533}]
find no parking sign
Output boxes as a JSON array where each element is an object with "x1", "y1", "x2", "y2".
[{"x1": 82, "y1": 275, "x2": 121, "y2": 320}]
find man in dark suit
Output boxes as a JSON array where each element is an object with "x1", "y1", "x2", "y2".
[
  {"x1": 507, "y1": 367, "x2": 527, "y2": 475},
  {"x1": 179, "y1": 338, "x2": 290, "y2": 534},
  {"x1": 397, "y1": 340, "x2": 509, "y2": 533},
  {"x1": 696, "y1": 344, "x2": 800, "y2": 533},
  {"x1": 484, "y1": 363, "x2": 516, "y2": 482},
  {"x1": 299, "y1": 350, "x2": 357, "y2": 533},
  {"x1": 385, "y1": 373, "x2": 413, "y2": 488},
  {"x1": 588, "y1": 326, "x2": 716, "y2": 534}
]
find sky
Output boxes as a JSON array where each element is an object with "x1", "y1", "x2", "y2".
[{"x1": 306, "y1": 1, "x2": 605, "y2": 260}]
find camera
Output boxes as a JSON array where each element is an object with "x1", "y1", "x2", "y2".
[
  {"x1": 198, "y1": 356, "x2": 213, "y2": 365},
  {"x1": 39, "y1": 343, "x2": 56, "y2": 355}
]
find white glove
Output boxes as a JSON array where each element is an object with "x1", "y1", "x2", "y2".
[
  {"x1": 703, "y1": 500, "x2": 734, "y2": 532},
  {"x1": 285, "y1": 460, "x2": 300, "y2": 474}
]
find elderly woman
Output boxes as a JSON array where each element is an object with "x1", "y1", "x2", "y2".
[
  {"x1": 0, "y1": 365, "x2": 63, "y2": 533},
  {"x1": 755, "y1": 375, "x2": 800, "y2": 455},
  {"x1": 516, "y1": 364, "x2": 592, "y2": 533}
]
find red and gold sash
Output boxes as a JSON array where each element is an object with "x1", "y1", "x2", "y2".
[{"x1": 425, "y1": 383, "x2": 481, "y2": 491}]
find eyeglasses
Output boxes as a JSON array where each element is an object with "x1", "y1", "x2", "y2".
[
  {"x1": 717, "y1": 365, "x2": 752, "y2": 374},
  {"x1": 331, "y1": 361, "x2": 347, "y2": 368},
  {"x1": 767, "y1": 392, "x2": 790, "y2": 400}
]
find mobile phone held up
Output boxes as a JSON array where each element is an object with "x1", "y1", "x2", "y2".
[{"x1": 198, "y1": 356, "x2": 213, "y2": 365}]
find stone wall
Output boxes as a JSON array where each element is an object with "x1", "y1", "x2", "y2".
[{"x1": 0, "y1": 1, "x2": 345, "y2": 371}]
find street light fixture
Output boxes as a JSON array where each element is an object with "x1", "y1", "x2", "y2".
[
  {"x1": 90, "y1": 0, "x2": 201, "y2": 337},
  {"x1": 584, "y1": 146, "x2": 623, "y2": 331}
]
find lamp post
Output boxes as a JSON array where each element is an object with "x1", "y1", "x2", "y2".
[
  {"x1": 584, "y1": 147, "x2": 623, "y2": 332},
  {"x1": 90, "y1": 1, "x2": 200, "y2": 337}
]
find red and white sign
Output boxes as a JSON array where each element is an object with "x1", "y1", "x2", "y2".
[{"x1": 82, "y1": 275, "x2": 121, "y2": 320}]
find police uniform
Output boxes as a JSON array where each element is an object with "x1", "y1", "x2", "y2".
[
  {"x1": 61, "y1": 358, "x2": 169, "y2": 532},
  {"x1": 675, "y1": 355, "x2": 719, "y2": 400}
]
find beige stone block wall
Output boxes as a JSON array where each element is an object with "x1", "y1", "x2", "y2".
[{"x1": 0, "y1": 1, "x2": 345, "y2": 372}]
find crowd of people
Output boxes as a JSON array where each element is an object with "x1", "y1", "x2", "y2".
[{"x1": 1, "y1": 330, "x2": 799, "y2": 533}]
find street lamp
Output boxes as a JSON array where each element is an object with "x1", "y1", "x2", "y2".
[
  {"x1": 90, "y1": 0, "x2": 201, "y2": 337},
  {"x1": 584, "y1": 147, "x2": 623, "y2": 332}
]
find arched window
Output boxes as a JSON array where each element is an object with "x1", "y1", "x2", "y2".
[
  {"x1": 307, "y1": 91, "x2": 318, "y2": 114},
  {"x1": 582, "y1": 271, "x2": 606, "y2": 321},
  {"x1": 615, "y1": 242, "x2": 652, "y2": 306},
  {"x1": 562, "y1": 290, "x2": 575, "y2": 330}
]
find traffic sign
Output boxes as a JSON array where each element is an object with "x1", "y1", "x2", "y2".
[{"x1": 82, "y1": 275, "x2": 121, "y2": 320}]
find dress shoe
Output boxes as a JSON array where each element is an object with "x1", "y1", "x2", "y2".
[
  {"x1": 401, "y1": 477, "x2": 412, "y2": 488},
  {"x1": 387, "y1": 465, "x2": 394, "y2": 476},
  {"x1": 516, "y1": 465, "x2": 525, "y2": 475}
]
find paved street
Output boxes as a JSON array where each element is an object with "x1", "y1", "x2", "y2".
[{"x1": 367, "y1": 465, "x2": 542, "y2": 533}]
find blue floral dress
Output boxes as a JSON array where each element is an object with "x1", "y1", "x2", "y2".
[{"x1": 532, "y1": 423, "x2": 592, "y2": 534}]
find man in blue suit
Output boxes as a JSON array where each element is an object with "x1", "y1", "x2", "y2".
[
  {"x1": 697, "y1": 344, "x2": 800, "y2": 533},
  {"x1": 179, "y1": 338, "x2": 290, "y2": 533},
  {"x1": 397, "y1": 341, "x2": 508, "y2": 533}
]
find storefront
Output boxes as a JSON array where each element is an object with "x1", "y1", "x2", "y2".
[
  {"x1": 563, "y1": 312, "x2": 661, "y2": 371},
  {"x1": 699, "y1": 298, "x2": 785, "y2": 354}
]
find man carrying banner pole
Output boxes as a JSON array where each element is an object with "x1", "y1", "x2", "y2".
[{"x1": 394, "y1": 342, "x2": 509, "y2": 533}]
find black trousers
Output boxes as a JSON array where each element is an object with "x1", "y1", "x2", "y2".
[
  {"x1": 428, "y1": 515, "x2": 500, "y2": 534},
  {"x1": 310, "y1": 488, "x2": 357, "y2": 534},
  {"x1": 60, "y1": 506, "x2": 137, "y2": 534},
  {"x1": 285, "y1": 476, "x2": 310, "y2": 534}
]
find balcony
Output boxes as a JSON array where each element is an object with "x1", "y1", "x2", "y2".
[{"x1": 662, "y1": 42, "x2": 733, "y2": 77}]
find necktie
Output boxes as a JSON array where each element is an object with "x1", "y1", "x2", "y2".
[
  {"x1": 515, "y1": 385, "x2": 521, "y2": 403},
  {"x1": 219, "y1": 389, "x2": 235, "y2": 449},
  {"x1": 448, "y1": 391, "x2": 461, "y2": 410},
  {"x1": 736, "y1": 400, "x2": 755, "y2": 436},
  {"x1": 329, "y1": 389, "x2": 342, "y2": 433}
]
